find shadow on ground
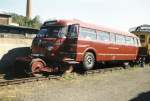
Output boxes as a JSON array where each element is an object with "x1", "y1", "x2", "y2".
[
  {"x1": 0, "y1": 47, "x2": 31, "y2": 79},
  {"x1": 130, "y1": 91, "x2": 150, "y2": 101}
]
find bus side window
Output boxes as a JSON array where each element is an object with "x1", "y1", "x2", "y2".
[
  {"x1": 116, "y1": 34, "x2": 125, "y2": 44},
  {"x1": 79, "y1": 27, "x2": 96, "y2": 40},
  {"x1": 125, "y1": 36, "x2": 134, "y2": 45},
  {"x1": 97, "y1": 31, "x2": 110, "y2": 42},
  {"x1": 110, "y1": 33, "x2": 116, "y2": 43}
]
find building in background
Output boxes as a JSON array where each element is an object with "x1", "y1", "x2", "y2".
[
  {"x1": 0, "y1": 13, "x2": 12, "y2": 25},
  {"x1": 129, "y1": 24, "x2": 150, "y2": 46},
  {"x1": 129, "y1": 24, "x2": 150, "y2": 60},
  {"x1": 0, "y1": 12, "x2": 38, "y2": 38}
]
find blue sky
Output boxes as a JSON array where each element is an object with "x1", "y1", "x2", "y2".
[{"x1": 0, "y1": 0, "x2": 150, "y2": 31}]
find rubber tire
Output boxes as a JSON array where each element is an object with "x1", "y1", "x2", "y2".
[{"x1": 82, "y1": 52, "x2": 95, "y2": 70}]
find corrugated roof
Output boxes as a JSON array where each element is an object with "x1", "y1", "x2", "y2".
[
  {"x1": 0, "y1": 13, "x2": 11, "y2": 17},
  {"x1": 0, "y1": 24, "x2": 39, "y2": 31},
  {"x1": 129, "y1": 24, "x2": 150, "y2": 33}
]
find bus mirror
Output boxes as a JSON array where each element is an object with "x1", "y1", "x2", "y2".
[{"x1": 67, "y1": 24, "x2": 79, "y2": 38}]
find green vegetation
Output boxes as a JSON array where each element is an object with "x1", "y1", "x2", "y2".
[
  {"x1": 62, "y1": 73, "x2": 77, "y2": 81},
  {"x1": 10, "y1": 13, "x2": 42, "y2": 29}
]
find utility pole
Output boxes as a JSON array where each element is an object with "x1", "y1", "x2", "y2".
[{"x1": 26, "y1": 0, "x2": 32, "y2": 19}]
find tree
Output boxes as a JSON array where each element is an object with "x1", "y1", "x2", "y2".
[
  {"x1": 32, "y1": 16, "x2": 41, "y2": 29},
  {"x1": 10, "y1": 13, "x2": 41, "y2": 29}
]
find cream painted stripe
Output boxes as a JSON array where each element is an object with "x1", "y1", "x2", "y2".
[
  {"x1": 98, "y1": 53, "x2": 136, "y2": 56},
  {"x1": 69, "y1": 44, "x2": 89, "y2": 47},
  {"x1": 60, "y1": 52, "x2": 136, "y2": 56},
  {"x1": 108, "y1": 47, "x2": 119, "y2": 50},
  {"x1": 78, "y1": 44, "x2": 89, "y2": 47}
]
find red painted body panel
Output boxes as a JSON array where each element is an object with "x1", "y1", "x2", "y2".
[
  {"x1": 31, "y1": 38, "x2": 61, "y2": 60},
  {"x1": 32, "y1": 40, "x2": 139, "y2": 63},
  {"x1": 75, "y1": 39, "x2": 138, "y2": 62}
]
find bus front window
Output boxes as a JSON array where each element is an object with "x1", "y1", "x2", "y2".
[{"x1": 37, "y1": 26, "x2": 67, "y2": 38}]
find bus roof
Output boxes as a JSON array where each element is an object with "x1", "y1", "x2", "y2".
[{"x1": 44, "y1": 19, "x2": 137, "y2": 38}]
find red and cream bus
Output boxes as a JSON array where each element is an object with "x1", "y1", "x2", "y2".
[{"x1": 20, "y1": 19, "x2": 141, "y2": 74}]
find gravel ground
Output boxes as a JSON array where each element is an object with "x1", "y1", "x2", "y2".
[{"x1": 0, "y1": 67, "x2": 150, "y2": 101}]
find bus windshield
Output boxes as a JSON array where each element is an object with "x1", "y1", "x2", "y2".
[{"x1": 37, "y1": 26, "x2": 67, "y2": 38}]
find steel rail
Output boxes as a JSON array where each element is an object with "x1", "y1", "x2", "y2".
[{"x1": 0, "y1": 75, "x2": 61, "y2": 86}]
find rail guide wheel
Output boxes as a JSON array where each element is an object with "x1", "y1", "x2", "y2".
[
  {"x1": 65, "y1": 65, "x2": 74, "y2": 73},
  {"x1": 30, "y1": 58, "x2": 46, "y2": 77}
]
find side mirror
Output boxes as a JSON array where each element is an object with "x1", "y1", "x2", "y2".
[{"x1": 67, "y1": 24, "x2": 79, "y2": 38}]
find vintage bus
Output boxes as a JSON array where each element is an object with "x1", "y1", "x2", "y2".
[{"x1": 17, "y1": 19, "x2": 141, "y2": 75}]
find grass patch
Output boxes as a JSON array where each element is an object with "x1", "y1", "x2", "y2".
[
  {"x1": 0, "y1": 97, "x2": 21, "y2": 101},
  {"x1": 61, "y1": 73, "x2": 78, "y2": 81}
]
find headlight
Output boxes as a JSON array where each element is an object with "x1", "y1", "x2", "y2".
[{"x1": 47, "y1": 46, "x2": 53, "y2": 51}]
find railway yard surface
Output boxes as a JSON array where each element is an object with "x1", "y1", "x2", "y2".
[{"x1": 0, "y1": 66, "x2": 150, "y2": 101}]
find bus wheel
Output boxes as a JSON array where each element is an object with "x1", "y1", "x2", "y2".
[{"x1": 83, "y1": 52, "x2": 95, "y2": 70}]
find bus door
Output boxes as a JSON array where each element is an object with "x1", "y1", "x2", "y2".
[{"x1": 60, "y1": 24, "x2": 79, "y2": 60}]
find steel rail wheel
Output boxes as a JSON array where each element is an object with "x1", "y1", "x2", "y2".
[{"x1": 30, "y1": 58, "x2": 46, "y2": 77}]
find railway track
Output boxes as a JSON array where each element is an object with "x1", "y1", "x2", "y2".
[
  {"x1": 0, "y1": 75, "x2": 61, "y2": 86},
  {"x1": 0, "y1": 66, "x2": 140, "y2": 87}
]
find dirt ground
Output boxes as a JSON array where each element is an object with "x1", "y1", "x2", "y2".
[{"x1": 0, "y1": 66, "x2": 150, "y2": 101}]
